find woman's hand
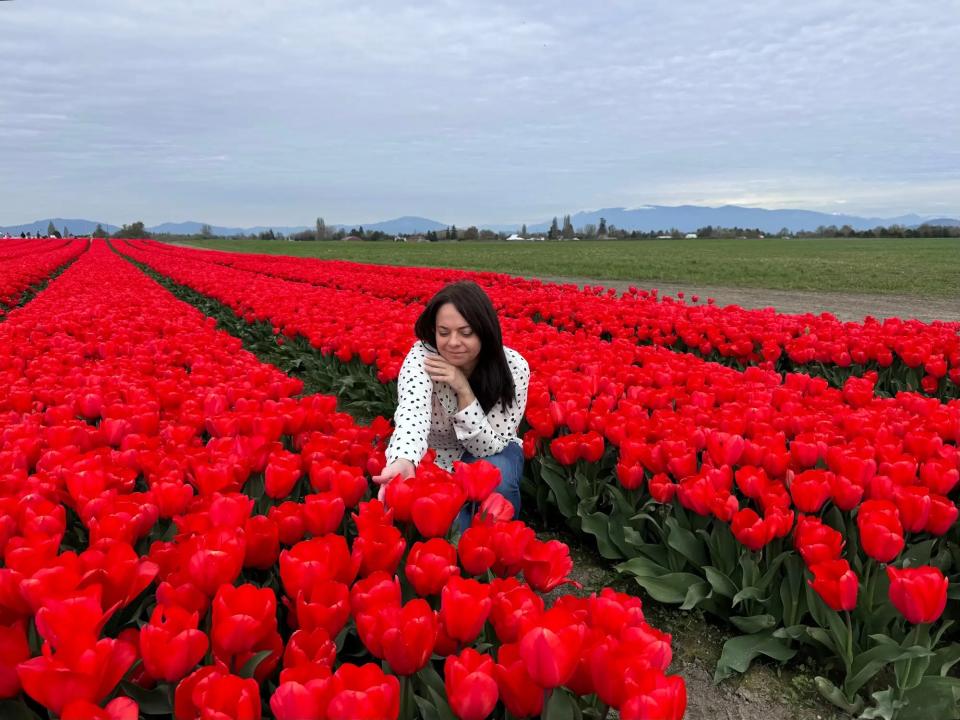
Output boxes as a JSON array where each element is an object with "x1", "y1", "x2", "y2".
[
  {"x1": 371, "y1": 459, "x2": 415, "y2": 500},
  {"x1": 423, "y1": 355, "x2": 470, "y2": 395}
]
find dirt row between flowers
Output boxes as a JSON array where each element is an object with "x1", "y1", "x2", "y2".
[{"x1": 128, "y1": 251, "x2": 851, "y2": 720}]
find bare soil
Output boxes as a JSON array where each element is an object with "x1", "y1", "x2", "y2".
[{"x1": 531, "y1": 275, "x2": 960, "y2": 324}]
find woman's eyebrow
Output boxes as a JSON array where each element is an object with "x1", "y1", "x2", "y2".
[{"x1": 437, "y1": 324, "x2": 472, "y2": 331}]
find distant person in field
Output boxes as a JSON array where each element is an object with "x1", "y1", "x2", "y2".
[{"x1": 373, "y1": 280, "x2": 530, "y2": 531}]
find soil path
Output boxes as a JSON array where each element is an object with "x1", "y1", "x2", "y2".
[{"x1": 530, "y1": 274, "x2": 960, "y2": 324}]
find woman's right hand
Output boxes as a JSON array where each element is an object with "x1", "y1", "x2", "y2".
[{"x1": 371, "y1": 459, "x2": 415, "y2": 499}]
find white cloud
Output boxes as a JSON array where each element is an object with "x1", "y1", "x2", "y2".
[{"x1": 0, "y1": 0, "x2": 957, "y2": 225}]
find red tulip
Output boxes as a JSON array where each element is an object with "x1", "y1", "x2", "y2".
[
  {"x1": 886, "y1": 566, "x2": 948, "y2": 624},
  {"x1": 454, "y1": 459, "x2": 502, "y2": 502},
  {"x1": 494, "y1": 642, "x2": 544, "y2": 718},
  {"x1": 793, "y1": 515, "x2": 844, "y2": 566},
  {"x1": 478, "y1": 492, "x2": 514, "y2": 523},
  {"x1": 808, "y1": 559, "x2": 858, "y2": 612},
  {"x1": 411, "y1": 480, "x2": 466, "y2": 538},
  {"x1": 243, "y1": 515, "x2": 280, "y2": 570},
  {"x1": 857, "y1": 500, "x2": 905, "y2": 563},
  {"x1": 620, "y1": 668, "x2": 687, "y2": 720},
  {"x1": 61, "y1": 697, "x2": 138, "y2": 720},
  {"x1": 353, "y1": 524, "x2": 406, "y2": 577},
  {"x1": 457, "y1": 524, "x2": 496, "y2": 576},
  {"x1": 139, "y1": 604, "x2": 208, "y2": 683},
  {"x1": 789, "y1": 469, "x2": 833, "y2": 513},
  {"x1": 302, "y1": 491, "x2": 346, "y2": 536},
  {"x1": 292, "y1": 580, "x2": 352, "y2": 637},
  {"x1": 730, "y1": 508, "x2": 775, "y2": 552},
  {"x1": 211, "y1": 584, "x2": 277, "y2": 658},
  {"x1": 440, "y1": 576, "x2": 492, "y2": 644},
  {"x1": 406, "y1": 538, "x2": 460, "y2": 596},
  {"x1": 381, "y1": 599, "x2": 438, "y2": 675},
  {"x1": 325, "y1": 663, "x2": 400, "y2": 720},
  {"x1": 519, "y1": 607, "x2": 586, "y2": 688},
  {"x1": 265, "y1": 451, "x2": 302, "y2": 499},
  {"x1": 350, "y1": 572, "x2": 401, "y2": 616},
  {"x1": 174, "y1": 665, "x2": 261, "y2": 720},
  {"x1": 521, "y1": 539, "x2": 578, "y2": 592},
  {"x1": 489, "y1": 579, "x2": 544, "y2": 643},
  {"x1": 445, "y1": 648, "x2": 499, "y2": 720},
  {"x1": 0, "y1": 621, "x2": 29, "y2": 698},
  {"x1": 280, "y1": 535, "x2": 359, "y2": 598},
  {"x1": 283, "y1": 627, "x2": 336, "y2": 671}
]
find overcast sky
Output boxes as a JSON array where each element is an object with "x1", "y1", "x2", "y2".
[{"x1": 2, "y1": 0, "x2": 958, "y2": 227}]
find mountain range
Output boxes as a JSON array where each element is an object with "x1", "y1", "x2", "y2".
[{"x1": 2, "y1": 207, "x2": 958, "y2": 238}]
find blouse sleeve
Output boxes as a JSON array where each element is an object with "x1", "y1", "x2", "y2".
[
  {"x1": 452, "y1": 350, "x2": 530, "y2": 457},
  {"x1": 385, "y1": 343, "x2": 432, "y2": 467}
]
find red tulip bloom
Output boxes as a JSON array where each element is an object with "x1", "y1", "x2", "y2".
[
  {"x1": 0, "y1": 621, "x2": 29, "y2": 698},
  {"x1": 793, "y1": 515, "x2": 844, "y2": 567},
  {"x1": 521, "y1": 539, "x2": 578, "y2": 593},
  {"x1": 454, "y1": 459, "x2": 502, "y2": 502},
  {"x1": 353, "y1": 524, "x2": 406, "y2": 577},
  {"x1": 302, "y1": 492, "x2": 346, "y2": 536},
  {"x1": 270, "y1": 676, "x2": 333, "y2": 720},
  {"x1": 730, "y1": 508, "x2": 775, "y2": 552},
  {"x1": 406, "y1": 538, "x2": 460, "y2": 597},
  {"x1": 268, "y1": 501, "x2": 306, "y2": 546},
  {"x1": 265, "y1": 451, "x2": 302, "y2": 499},
  {"x1": 283, "y1": 627, "x2": 336, "y2": 671},
  {"x1": 808, "y1": 559, "x2": 858, "y2": 612},
  {"x1": 886, "y1": 566, "x2": 949, "y2": 624},
  {"x1": 789, "y1": 470, "x2": 833, "y2": 513},
  {"x1": 620, "y1": 668, "x2": 687, "y2": 720},
  {"x1": 478, "y1": 492, "x2": 514, "y2": 523},
  {"x1": 488, "y1": 579, "x2": 544, "y2": 643},
  {"x1": 380, "y1": 599, "x2": 438, "y2": 675},
  {"x1": 325, "y1": 663, "x2": 400, "y2": 720},
  {"x1": 925, "y1": 495, "x2": 958, "y2": 536},
  {"x1": 280, "y1": 535, "x2": 359, "y2": 598},
  {"x1": 292, "y1": 580, "x2": 352, "y2": 637},
  {"x1": 494, "y1": 642, "x2": 543, "y2": 718},
  {"x1": 857, "y1": 500, "x2": 905, "y2": 563},
  {"x1": 174, "y1": 665, "x2": 261, "y2": 720},
  {"x1": 18, "y1": 637, "x2": 136, "y2": 716},
  {"x1": 61, "y1": 697, "x2": 138, "y2": 720},
  {"x1": 212, "y1": 584, "x2": 277, "y2": 658},
  {"x1": 440, "y1": 576, "x2": 492, "y2": 644},
  {"x1": 139, "y1": 604, "x2": 208, "y2": 683},
  {"x1": 588, "y1": 587, "x2": 645, "y2": 637},
  {"x1": 893, "y1": 485, "x2": 932, "y2": 534},
  {"x1": 519, "y1": 607, "x2": 586, "y2": 688},
  {"x1": 411, "y1": 480, "x2": 465, "y2": 538},
  {"x1": 445, "y1": 648, "x2": 499, "y2": 720},
  {"x1": 350, "y1": 572, "x2": 401, "y2": 617},
  {"x1": 457, "y1": 524, "x2": 496, "y2": 576},
  {"x1": 243, "y1": 515, "x2": 280, "y2": 570}
]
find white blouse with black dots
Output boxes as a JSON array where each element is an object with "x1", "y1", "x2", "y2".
[{"x1": 385, "y1": 340, "x2": 530, "y2": 472}]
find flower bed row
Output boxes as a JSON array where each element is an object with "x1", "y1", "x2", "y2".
[
  {"x1": 117, "y1": 239, "x2": 960, "y2": 718},
  {"x1": 0, "y1": 240, "x2": 685, "y2": 719},
  {"x1": 134, "y1": 239, "x2": 960, "y2": 399},
  {"x1": 0, "y1": 239, "x2": 88, "y2": 316}
]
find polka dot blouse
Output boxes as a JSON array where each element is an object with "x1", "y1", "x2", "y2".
[{"x1": 385, "y1": 340, "x2": 530, "y2": 472}]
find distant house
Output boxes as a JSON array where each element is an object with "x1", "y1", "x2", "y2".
[
  {"x1": 410, "y1": 235, "x2": 429, "y2": 243},
  {"x1": 342, "y1": 235, "x2": 364, "y2": 242},
  {"x1": 506, "y1": 233, "x2": 529, "y2": 242},
  {"x1": 657, "y1": 235, "x2": 672, "y2": 239},
  {"x1": 684, "y1": 233, "x2": 697, "y2": 239}
]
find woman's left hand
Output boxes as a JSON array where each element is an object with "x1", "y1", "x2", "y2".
[{"x1": 423, "y1": 355, "x2": 470, "y2": 395}]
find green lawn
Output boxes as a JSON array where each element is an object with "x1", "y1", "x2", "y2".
[{"x1": 175, "y1": 237, "x2": 960, "y2": 296}]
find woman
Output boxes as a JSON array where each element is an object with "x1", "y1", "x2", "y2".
[{"x1": 372, "y1": 280, "x2": 530, "y2": 528}]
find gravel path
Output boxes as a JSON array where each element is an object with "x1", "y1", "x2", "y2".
[{"x1": 530, "y1": 274, "x2": 960, "y2": 323}]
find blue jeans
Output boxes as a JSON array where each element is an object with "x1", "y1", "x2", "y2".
[{"x1": 456, "y1": 441, "x2": 524, "y2": 533}]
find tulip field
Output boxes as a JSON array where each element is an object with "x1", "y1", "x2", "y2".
[{"x1": 1, "y1": 238, "x2": 958, "y2": 719}]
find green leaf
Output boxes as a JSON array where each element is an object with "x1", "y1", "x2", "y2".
[
  {"x1": 632, "y1": 572, "x2": 705, "y2": 605},
  {"x1": 729, "y1": 614, "x2": 776, "y2": 634},
  {"x1": 897, "y1": 675, "x2": 960, "y2": 720},
  {"x1": 732, "y1": 586, "x2": 768, "y2": 607},
  {"x1": 703, "y1": 566, "x2": 738, "y2": 599},
  {"x1": 238, "y1": 649, "x2": 274, "y2": 679},
  {"x1": 540, "y1": 464, "x2": 577, "y2": 518},
  {"x1": 845, "y1": 642, "x2": 931, "y2": 699},
  {"x1": 424, "y1": 686, "x2": 458, "y2": 720},
  {"x1": 119, "y1": 681, "x2": 174, "y2": 715},
  {"x1": 714, "y1": 630, "x2": 796, "y2": 682},
  {"x1": 664, "y1": 516, "x2": 707, "y2": 567},
  {"x1": 813, "y1": 676, "x2": 864, "y2": 714},
  {"x1": 543, "y1": 687, "x2": 583, "y2": 720},
  {"x1": 578, "y1": 505, "x2": 623, "y2": 560},
  {"x1": 0, "y1": 699, "x2": 43, "y2": 720},
  {"x1": 680, "y1": 581, "x2": 712, "y2": 611},
  {"x1": 615, "y1": 556, "x2": 665, "y2": 578}
]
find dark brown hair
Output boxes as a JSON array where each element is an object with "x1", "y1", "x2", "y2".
[{"x1": 414, "y1": 280, "x2": 515, "y2": 413}]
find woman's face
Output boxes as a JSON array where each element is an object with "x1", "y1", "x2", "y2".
[{"x1": 435, "y1": 303, "x2": 481, "y2": 373}]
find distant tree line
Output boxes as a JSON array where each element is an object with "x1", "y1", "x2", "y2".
[{"x1": 91, "y1": 216, "x2": 960, "y2": 243}]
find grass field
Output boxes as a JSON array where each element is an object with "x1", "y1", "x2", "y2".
[{"x1": 177, "y1": 237, "x2": 960, "y2": 296}]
